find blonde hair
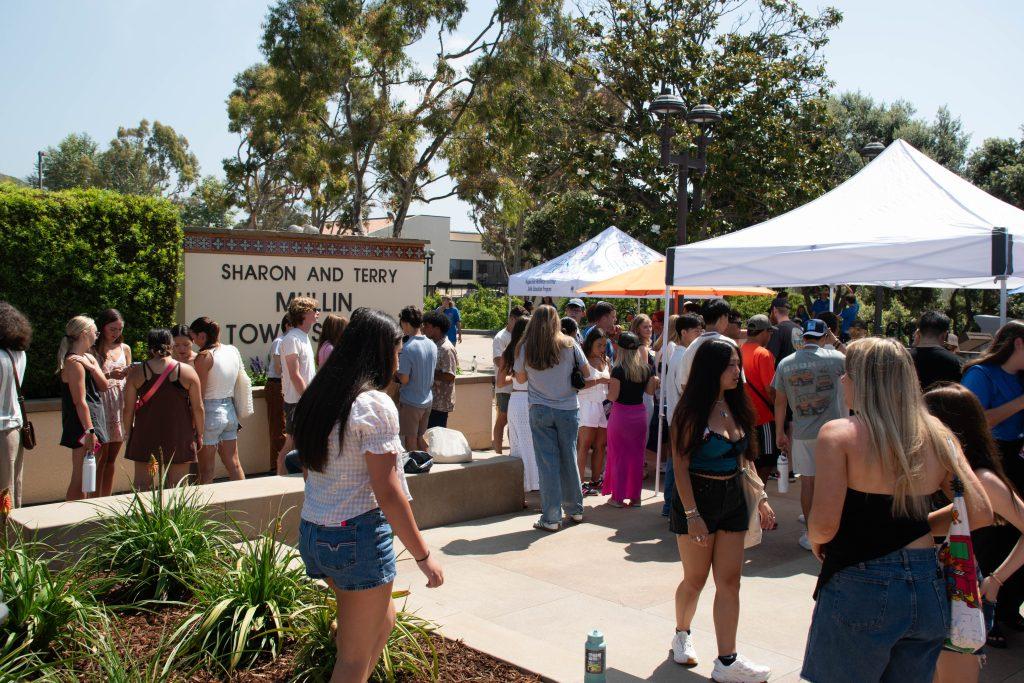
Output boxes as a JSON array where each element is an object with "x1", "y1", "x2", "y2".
[
  {"x1": 845, "y1": 337, "x2": 978, "y2": 518},
  {"x1": 57, "y1": 316, "x2": 95, "y2": 373},
  {"x1": 654, "y1": 314, "x2": 681, "y2": 353},
  {"x1": 521, "y1": 305, "x2": 572, "y2": 370},
  {"x1": 630, "y1": 314, "x2": 652, "y2": 344},
  {"x1": 287, "y1": 296, "x2": 318, "y2": 328},
  {"x1": 614, "y1": 345, "x2": 650, "y2": 384}
]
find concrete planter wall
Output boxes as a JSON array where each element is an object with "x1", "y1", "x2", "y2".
[{"x1": 20, "y1": 373, "x2": 495, "y2": 506}]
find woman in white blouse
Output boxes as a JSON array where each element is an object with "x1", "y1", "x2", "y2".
[{"x1": 293, "y1": 308, "x2": 444, "y2": 681}]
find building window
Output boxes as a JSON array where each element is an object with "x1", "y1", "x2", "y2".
[
  {"x1": 449, "y1": 258, "x2": 473, "y2": 280},
  {"x1": 476, "y1": 260, "x2": 507, "y2": 286}
]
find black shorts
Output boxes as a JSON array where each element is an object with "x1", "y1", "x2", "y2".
[
  {"x1": 284, "y1": 402, "x2": 298, "y2": 434},
  {"x1": 669, "y1": 472, "x2": 748, "y2": 535},
  {"x1": 755, "y1": 422, "x2": 779, "y2": 471}
]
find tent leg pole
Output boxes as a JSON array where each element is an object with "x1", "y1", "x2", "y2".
[
  {"x1": 1001, "y1": 277, "x2": 1008, "y2": 327},
  {"x1": 655, "y1": 287, "x2": 670, "y2": 497},
  {"x1": 829, "y1": 285, "x2": 835, "y2": 313}
]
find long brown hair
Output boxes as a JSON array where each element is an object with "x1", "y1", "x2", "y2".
[
  {"x1": 671, "y1": 340, "x2": 757, "y2": 463},
  {"x1": 964, "y1": 320, "x2": 1024, "y2": 371},
  {"x1": 317, "y1": 314, "x2": 348, "y2": 360},
  {"x1": 520, "y1": 305, "x2": 572, "y2": 370},
  {"x1": 94, "y1": 308, "x2": 124, "y2": 357},
  {"x1": 925, "y1": 382, "x2": 1019, "y2": 523}
]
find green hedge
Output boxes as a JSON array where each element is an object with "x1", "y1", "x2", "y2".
[{"x1": 0, "y1": 186, "x2": 182, "y2": 398}]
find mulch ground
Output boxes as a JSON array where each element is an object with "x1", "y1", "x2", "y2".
[{"x1": 71, "y1": 603, "x2": 541, "y2": 682}]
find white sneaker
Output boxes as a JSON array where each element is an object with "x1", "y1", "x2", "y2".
[
  {"x1": 798, "y1": 513, "x2": 806, "y2": 525},
  {"x1": 798, "y1": 533, "x2": 812, "y2": 551},
  {"x1": 711, "y1": 654, "x2": 770, "y2": 683},
  {"x1": 671, "y1": 630, "x2": 698, "y2": 666}
]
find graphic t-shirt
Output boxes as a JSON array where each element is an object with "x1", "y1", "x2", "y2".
[
  {"x1": 773, "y1": 345, "x2": 846, "y2": 440},
  {"x1": 432, "y1": 337, "x2": 458, "y2": 413}
]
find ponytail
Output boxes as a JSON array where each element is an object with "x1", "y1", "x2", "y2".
[{"x1": 56, "y1": 316, "x2": 95, "y2": 374}]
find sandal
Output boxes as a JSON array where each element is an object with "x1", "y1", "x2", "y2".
[{"x1": 988, "y1": 623, "x2": 1008, "y2": 649}]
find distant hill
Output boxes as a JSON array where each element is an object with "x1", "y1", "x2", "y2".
[{"x1": 0, "y1": 173, "x2": 27, "y2": 186}]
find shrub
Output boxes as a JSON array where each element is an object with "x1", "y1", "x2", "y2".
[
  {"x1": 68, "y1": 616, "x2": 201, "y2": 682},
  {"x1": 455, "y1": 288, "x2": 523, "y2": 330},
  {"x1": 0, "y1": 537, "x2": 101, "y2": 659},
  {"x1": 0, "y1": 185, "x2": 182, "y2": 398},
  {"x1": 170, "y1": 522, "x2": 313, "y2": 672},
  {"x1": 292, "y1": 591, "x2": 438, "y2": 683},
  {"x1": 77, "y1": 470, "x2": 231, "y2": 603}
]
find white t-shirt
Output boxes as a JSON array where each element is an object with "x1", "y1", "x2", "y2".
[
  {"x1": 0, "y1": 349, "x2": 27, "y2": 430},
  {"x1": 280, "y1": 328, "x2": 316, "y2": 404},
  {"x1": 664, "y1": 343, "x2": 688, "y2": 421},
  {"x1": 492, "y1": 327, "x2": 512, "y2": 395}
]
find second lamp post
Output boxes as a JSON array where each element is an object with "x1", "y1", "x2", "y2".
[{"x1": 649, "y1": 88, "x2": 720, "y2": 245}]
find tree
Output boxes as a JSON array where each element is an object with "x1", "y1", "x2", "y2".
[
  {"x1": 25, "y1": 133, "x2": 102, "y2": 190},
  {"x1": 178, "y1": 176, "x2": 235, "y2": 228},
  {"x1": 967, "y1": 130, "x2": 1024, "y2": 209},
  {"x1": 97, "y1": 120, "x2": 200, "y2": 198}
]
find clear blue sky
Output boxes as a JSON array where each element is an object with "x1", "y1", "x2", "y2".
[{"x1": 2, "y1": 0, "x2": 1022, "y2": 231}]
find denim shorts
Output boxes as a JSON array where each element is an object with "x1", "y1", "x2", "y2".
[
  {"x1": 802, "y1": 547, "x2": 949, "y2": 683},
  {"x1": 203, "y1": 398, "x2": 237, "y2": 444},
  {"x1": 298, "y1": 509, "x2": 397, "y2": 591}
]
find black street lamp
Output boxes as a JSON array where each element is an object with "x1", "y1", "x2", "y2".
[
  {"x1": 424, "y1": 248, "x2": 435, "y2": 297},
  {"x1": 649, "y1": 87, "x2": 720, "y2": 245},
  {"x1": 859, "y1": 141, "x2": 885, "y2": 162}
]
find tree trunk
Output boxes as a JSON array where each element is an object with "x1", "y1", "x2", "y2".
[{"x1": 873, "y1": 286, "x2": 885, "y2": 334}]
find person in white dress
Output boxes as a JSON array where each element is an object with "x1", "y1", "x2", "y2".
[
  {"x1": 577, "y1": 327, "x2": 611, "y2": 494},
  {"x1": 498, "y1": 317, "x2": 539, "y2": 492}
]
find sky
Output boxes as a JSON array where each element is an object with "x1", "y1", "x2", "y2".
[{"x1": 1, "y1": 0, "x2": 1022, "y2": 232}]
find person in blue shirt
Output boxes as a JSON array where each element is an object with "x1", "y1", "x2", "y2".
[
  {"x1": 438, "y1": 296, "x2": 462, "y2": 345},
  {"x1": 963, "y1": 321, "x2": 1024, "y2": 493},
  {"x1": 837, "y1": 293, "x2": 860, "y2": 341},
  {"x1": 810, "y1": 287, "x2": 831, "y2": 317},
  {"x1": 397, "y1": 306, "x2": 438, "y2": 451}
]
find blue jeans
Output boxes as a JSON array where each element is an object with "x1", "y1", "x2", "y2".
[
  {"x1": 528, "y1": 404, "x2": 584, "y2": 525},
  {"x1": 802, "y1": 547, "x2": 948, "y2": 683}
]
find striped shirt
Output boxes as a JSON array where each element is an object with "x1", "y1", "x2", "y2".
[
  {"x1": 0, "y1": 349, "x2": 26, "y2": 431},
  {"x1": 300, "y1": 390, "x2": 411, "y2": 526}
]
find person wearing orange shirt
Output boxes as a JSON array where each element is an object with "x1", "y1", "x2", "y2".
[{"x1": 741, "y1": 315, "x2": 778, "y2": 484}]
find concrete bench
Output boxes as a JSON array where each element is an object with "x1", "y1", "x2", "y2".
[{"x1": 6, "y1": 452, "x2": 524, "y2": 553}]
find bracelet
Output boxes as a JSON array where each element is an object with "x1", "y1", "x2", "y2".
[
  {"x1": 990, "y1": 573, "x2": 1004, "y2": 587},
  {"x1": 685, "y1": 511, "x2": 701, "y2": 520},
  {"x1": 683, "y1": 506, "x2": 698, "y2": 517},
  {"x1": 415, "y1": 550, "x2": 430, "y2": 563}
]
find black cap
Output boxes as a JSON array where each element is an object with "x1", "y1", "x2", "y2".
[{"x1": 617, "y1": 331, "x2": 640, "y2": 350}]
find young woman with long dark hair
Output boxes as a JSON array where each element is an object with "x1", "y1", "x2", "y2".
[
  {"x1": 189, "y1": 316, "x2": 245, "y2": 483},
  {"x1": 802, "y1": 339, "x2": 991, "y2": 683},
  {"x1": 925, "y1": 383, "x2": 1024, "y2": 678},
  {"x1": 92, "y1": 308, "x2": 132, "y2": 497},
  {"x1": 170, "y1": 324, "x2": 196, "y2": 365},
  {"x1": 58, "y1": 315, "x2": 109, "y2": 501},
  {"x1": 668, "y1": 339, "x2": 775, "y2": 681},
  {"x1": 576, "y1": 326, "x2": 610, "y2": 493},
  {"x1": 293, "y1": 308, "x2": 443, "y2": 681},
  {"x1": 501, "y1": 316, "x2": 539, "y2": 493},
  {"x1": 514, "y1": 304, "x2": 592, "y2": 532}
]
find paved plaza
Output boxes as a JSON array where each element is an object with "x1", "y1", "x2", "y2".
[{"x1": 395, "y1": 478, "x2": 1024, "y2": 682}]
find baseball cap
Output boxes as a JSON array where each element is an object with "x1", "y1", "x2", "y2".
[
  {"x1": 617, "y1": 331, "x2": 641, "y2": 350},
  {"x1": 746, "y1": 314, "x2": 772, "y2": 333},
  {"x1": 567, "y1": 298, "x2": 585, "y2": 309},
  {"x1": 803, "y1": 319, "x2": 828, "y2": 338}
]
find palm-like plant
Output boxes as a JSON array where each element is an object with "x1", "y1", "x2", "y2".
[
  {"x1": 170, "y1": 520, "x2": 313, "y2": 672},
  {"x1": 77, "y1": 460, "x2": 232, "y2": 603}
]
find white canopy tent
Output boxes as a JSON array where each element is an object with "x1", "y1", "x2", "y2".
[
  {"x1": 509, "y1": 225, "x2": 663, "y2": 297},
  {"x1": 666, "y1": 139, "x2": 1024, "y2": 322}
]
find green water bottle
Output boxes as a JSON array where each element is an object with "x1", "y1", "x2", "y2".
[{"x1": 584, "y1": 629, "x2": 606, "y2": 682}]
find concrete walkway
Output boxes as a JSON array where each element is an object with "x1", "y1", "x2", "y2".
[{"x1": 394, "y1": 482, "x2": 1024, "y2": 682}]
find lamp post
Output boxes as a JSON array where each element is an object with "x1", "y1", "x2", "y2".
[
  {"x1": 424, "y1": 248, "x2": 435, "y2": 297},
  {"x1": 36, "y1": 151, "x2": 47, "y2": 190},
  {"x1": 859, "y1": 141, "x2": 886, "y2": 333},
  {"x1": 649, "y1": 87, "x2": 720, "y2": 245}
]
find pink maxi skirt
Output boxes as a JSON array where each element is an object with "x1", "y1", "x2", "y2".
[{"x1": 602, "y1": 402, "x2": 647, "y2": 503}]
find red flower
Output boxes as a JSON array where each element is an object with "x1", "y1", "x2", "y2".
[{"x1": 0, "y1": 488, "x2": 11, "y2": 516}]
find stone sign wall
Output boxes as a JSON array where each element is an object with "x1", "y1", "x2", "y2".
[{"x1": 181, "y1": 228, "x2": 426, "y2": 365}]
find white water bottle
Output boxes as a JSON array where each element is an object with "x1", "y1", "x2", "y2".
[
  {"x1": 777, "y1": 454, "x2": 789, "y2": 493},
  {"x1": 82, "y1": 447, "x2": 98, "y2": 495}
]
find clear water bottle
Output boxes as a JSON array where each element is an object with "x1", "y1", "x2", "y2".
[
  {"x1": 82, "y1": 446, "x2": 98, "y2": 495},
  {"x1": 470, "y1": 355, "x2": 478, "y2": 373},
  {"x1": 584, "y1": 629, "x2": 606, "y2": 682},
  {"x1": 777, "y1": 454, "x2": 790, "y2": 493}
]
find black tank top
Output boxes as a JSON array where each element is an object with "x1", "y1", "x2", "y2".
[{"x1": 814, "y1": 489, "x2": 934, "y2": 599}]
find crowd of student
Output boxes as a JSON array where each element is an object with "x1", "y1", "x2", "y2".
[{"x1": 6, "y1": 286, "x2": 1024, "y2": 682}]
